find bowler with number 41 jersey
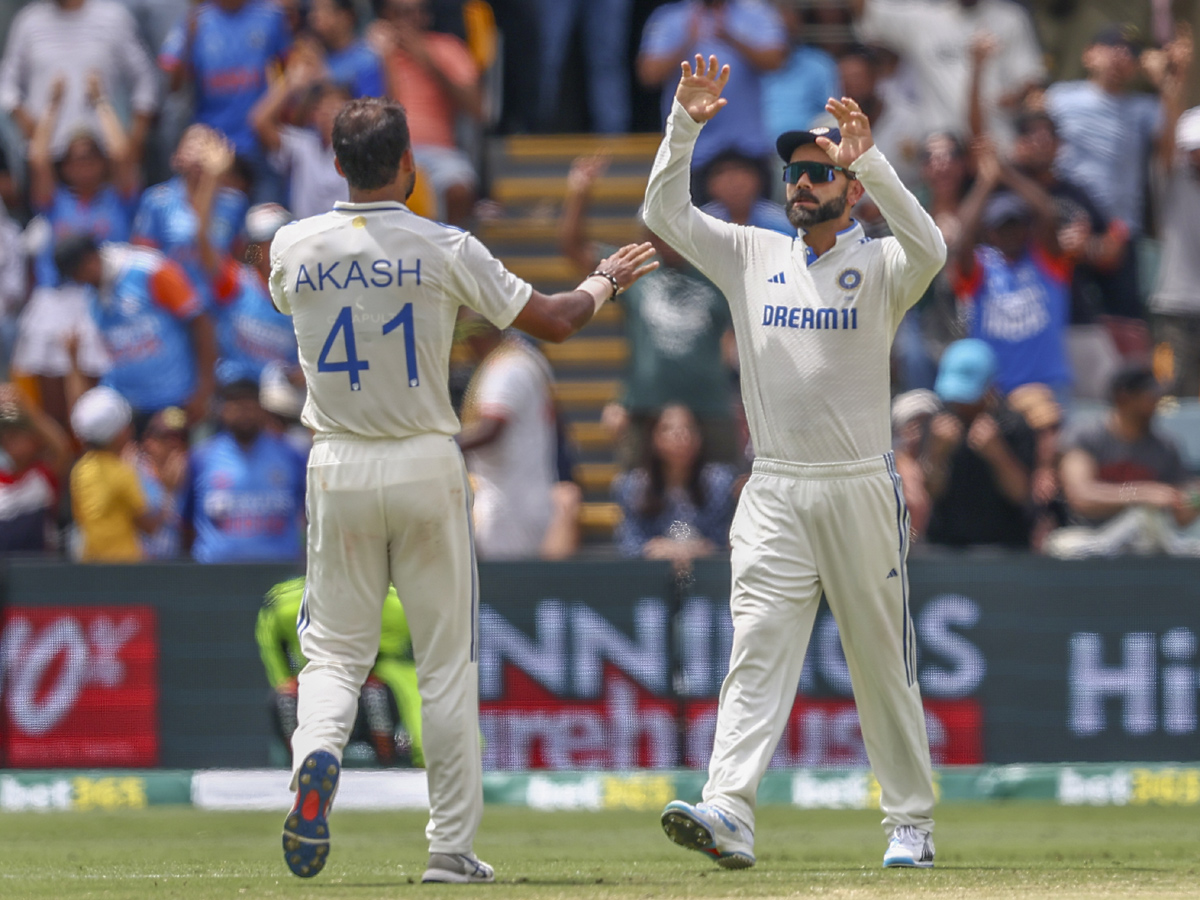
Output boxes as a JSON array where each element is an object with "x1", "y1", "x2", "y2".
[{"x1": 268, "y1": 199, "x2": 530, "y2": 874}]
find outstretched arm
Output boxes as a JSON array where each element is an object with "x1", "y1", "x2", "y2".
[
  {"x1": 1149, "y1": 27, "x2": 1194, "y2": 170},
  {"x1": 28, "y1": 77, "x2": 65, "y2": 211},
  {"x1": 85, "y1": 73, "x2": 139, "y2": 199},
  {"x1": 512, "y1": 243, "x2": 658, "y2": 342},
  {"x1": 820, "y1": 97, "x2": 946, "y2": 314},
  {"x1": 643, "y1": 55, "x2": 742, "y2": 279},
  {"x1": 558, "y1": 154, "x2": 608, "y2": 275}
]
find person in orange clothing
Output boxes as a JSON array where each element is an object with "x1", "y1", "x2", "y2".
[
  {"x1": 69, "y1": 385, "x2": 161, "y2": 562},
  {"x1": 369, "y1": 0, "x2": 483, "y2": 226}
]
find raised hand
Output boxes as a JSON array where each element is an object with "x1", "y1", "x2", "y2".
[
  {"x1": 818, "y1": 97, "x2": 874, "y2": 168},
  {"x1": 566, "y1": 153, "x2": 611, "y2": 194},
  {"x1": 595, "y1": 242, "x2": 660, "y2": 293},
  {"x1": 970, "y1": 31, "x2": 999, "y2": 66},
  {"x1": 197, "y1": 130, "x2": 235, "y2": 178},
  {"x1": 48, "y1": 75, "x2": 67, "y2": 108},
  {"x1": 85, "y1": 72, "x2": 105, "y2": 108},
  {"x1": 675, "y1": 54, "x2": 730, "y2": 124}
]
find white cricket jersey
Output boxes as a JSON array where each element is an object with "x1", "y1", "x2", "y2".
[
  {"x1": 268, "y1": 201, "x2": 533, "y2": 439},
  {"x1": 463, "y1": 336, "x2": 556, "y2": 558},
  {"x1": 644, "y1": 101, "x2": 946, "y2": 465}
]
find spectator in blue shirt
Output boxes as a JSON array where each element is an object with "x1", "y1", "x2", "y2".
[
  {"x1": 637, "y1": 0, "x2": 785, "y2": 182},
  {"x1": 184, "y1": 129, "x2": 298, "y2": 382},
  {"x1": 613, "y1": 403, "x2": 737, "y2": 572},
  {"x1": 951, "y1": 142, "x2": 1074, "y2": 401},
  {"x1": 132, "y1": 124, "x2": 249, "y2": 311},
  {"x1": 28, "y1": 73, "x2": 140, "y2": 287},
  {"x1": 309, "y1": 0, "x2": 386, "y2": 98},
  {"x1": 54, "y1": 234, "x2": 217, "y2": 425},
  {"x1": 159, "y1": 0, "x2": 292, "y2": 201},
  {"x1": 762, "y1": 1, "x2": 839, "y2": 140},
  {"x1": 183, "y1": 376, "x2": 307, "y2": 562}
]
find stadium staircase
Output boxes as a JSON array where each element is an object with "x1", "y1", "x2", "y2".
[{"x1": 479, "y1": 133, "x2": 662, "y2": 546}]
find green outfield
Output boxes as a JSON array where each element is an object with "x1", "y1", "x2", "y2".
[{"x1": 1, "y1": 804, "x2": 1197, "y2": 899}]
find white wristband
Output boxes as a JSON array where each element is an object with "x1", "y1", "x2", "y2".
[{"x1": 577, "y1": 275, "x2": 612, "y2": 314}]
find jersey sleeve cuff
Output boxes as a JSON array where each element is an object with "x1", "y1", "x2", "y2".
[
  {"x1": 668, "y1": 99, "x2": 706, "y2": 140},
  {"x1": 847, "y1": 144, "x2": 887, "y2": 178},
  {"x1": 494, "y1": 281, "x2": 534, "y2": 331}
]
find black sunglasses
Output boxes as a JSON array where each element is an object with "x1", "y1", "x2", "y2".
[{"x1": 782, "y1": 161, "x2": 852, "y2": 184}]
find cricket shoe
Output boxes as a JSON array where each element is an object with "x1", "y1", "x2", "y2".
[
  {"x1": 660, "y1": 800, "x2": 756, "y2": 869},
  {"x1": 282, "y1": 750, "x2": 340, "y2": 878},
  {"x1": 882, "y1": 825, "x2": 935, "y2": 868},
  {"x1": 422, "y1": 852, "x2": 495, "y2": 883}
]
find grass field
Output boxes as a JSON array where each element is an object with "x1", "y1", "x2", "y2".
[{"x1": 1, "y1": 804, "x2": 1198, "y2": 899}]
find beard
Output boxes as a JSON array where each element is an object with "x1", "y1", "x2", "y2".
[{"x1": 786, "y1": 188, "x2": 849, "y2": 229}]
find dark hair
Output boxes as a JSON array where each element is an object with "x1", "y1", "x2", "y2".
[
  {"x1": 332, "y1": 97, "x2": 411, "y2": 190},
  {"x1": 920, "y1": 132, "x2": 967, "y2": 164},
  {"x1": 638, "y1": 405, "x2": 707, "y2": 521},
  {"x1": 228, "y1": 153, "x2": 256, "y2": 195},
  {"x1": 330, "y1": 0, "x2": 358, "y2": 20},
  {"x1": 1109, "y1": 365, "x2": 1159, "y2": 402},
  {"x1": 1015, "y1": 111, "x2": 1058, "y2": 139},
  {"x1": 703, "y1": 148, "x2": 766, "y2": 185},
  {"x1": 53, "y1": 233, "x2": 100, "y2": 280},
  {"x1": 55, "y1": 133, "x2": 109, "y2": 186},
  {"x1": 220, "y1": 378, "x2": 261, "y2": 402},
  {"x1": 837, "y1": 43, "x2": 876, "y2": 66}
]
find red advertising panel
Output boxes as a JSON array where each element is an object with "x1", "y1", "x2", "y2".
[
  {"x1": 1, "y1": 606, "x2": 158, "y2": 767},
  {"x1": 480, "y1": 664, "x2": 983, "y2": 770}
]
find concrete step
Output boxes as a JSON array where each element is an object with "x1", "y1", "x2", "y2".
[
  {"x1": 574, "y1": 461, "x2": 618, "y2": 494},
  {"x1": 579, "y1": 501, "x2": 622, "y2": 536},
  {"x1": 553, "y1": 379, "x2": 620, "y2": 412},
  {"x1": 492, "y1": 174, "x2": 648, "y2": 206},
  {"x1": 567, "y1": 420, "x2": 613, "y2": 453},
  {"x1": 501, "y1": 255, "x2": 578, "y2": 284},
  {"x1": 478, "y1": 217, "x2": 641, "y2": 249},
  {"x1": 541, "y1": 336, "x2": 628, "y2": 368},
  {"x1": 501, "y1": 133, "x2": 661, "y2": 164}
]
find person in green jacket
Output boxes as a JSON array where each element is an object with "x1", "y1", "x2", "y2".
[{"x1": 256, "y1": 577, "x2": 424, "y2": 766}]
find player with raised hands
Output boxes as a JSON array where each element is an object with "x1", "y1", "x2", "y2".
[{"x1": 645, "y1": 54, "x2": 946, "y2": 870}]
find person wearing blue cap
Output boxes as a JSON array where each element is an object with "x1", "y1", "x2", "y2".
[
  {"x1": 923, "y1": 338, "x2": 1035, "y2": 549},
  {"x1": 644, "y1": 55, "x2": 946, "y2": 870},
  {"x1": 950, "y1": 139, "x2": 1073, "y2": 402}
]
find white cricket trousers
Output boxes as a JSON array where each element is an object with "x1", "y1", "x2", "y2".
[
  {"x1": 703, "y1": 453, "x2": 935, "y2": 837},
  {"x1": 290, "y1": 432, "x2": 483, "y2": 854}
]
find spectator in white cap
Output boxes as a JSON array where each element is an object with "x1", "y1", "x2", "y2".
[
  {"x1": 890, "y1": 388, "x2": 941, "y2": 542},
  {"x1": 69, "y1": 384, "x2": 160, "y2": 561},
  {"x1": 1148, "y1": 32, "x2": 1200, "y2": 396}
]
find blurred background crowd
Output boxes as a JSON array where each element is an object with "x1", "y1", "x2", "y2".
[{"x1": 2, "y1": 0, "x2": 1200, "y2": 567}]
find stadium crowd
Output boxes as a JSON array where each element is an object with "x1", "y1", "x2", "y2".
[{"x1": 0, "y1": 0, "x2": 1199, "y2": 564}]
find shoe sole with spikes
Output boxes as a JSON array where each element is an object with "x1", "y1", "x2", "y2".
[
  {"x1": 661, "y1": 802, "x2": 755, "y2": 869},
  {"x1": 282, "y1": 750, "x2": 340, "y2": 878}
]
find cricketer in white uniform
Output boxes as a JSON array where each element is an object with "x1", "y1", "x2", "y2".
[
  {"x1": 646, "y1": 57, "x2": 946, "y2": 869},
  {"x1": 268, "y1": 97, "x2": 656, "y2": 884}
]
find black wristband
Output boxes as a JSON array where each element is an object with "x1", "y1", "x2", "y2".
[{"x1": 588, "y1": 270, "x2": 621, "y2": 300}]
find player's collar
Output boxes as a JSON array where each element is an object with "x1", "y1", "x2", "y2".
[
  {"x1": 333, "y1": 201, "x2": 412, "y2": 213},
  {"x1": 797, "y1": 220, "x2": 863, "y2": 267}
]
